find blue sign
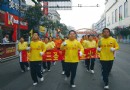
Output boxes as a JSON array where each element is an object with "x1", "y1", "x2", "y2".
[{"x1": 0, "y1": 0, "x2": 25, "y2": 17}]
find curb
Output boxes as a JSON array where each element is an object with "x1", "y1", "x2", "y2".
[{"x1": 0, "y1": 55, "x2": 19, "y2": 63}]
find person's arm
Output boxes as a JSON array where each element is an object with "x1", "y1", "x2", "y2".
[
  {"x1": 60, "y1": 41, "x2": 67, "y2": 50},
  {"x1": 114, "y1": 39, "x2": 119, "y2": 50},
  {"x1": 41, "y1": 42, "x2": 46, "y2": 53},
  {"x1": 78, "y1": 41, "x2": 84, "y2": 55}
]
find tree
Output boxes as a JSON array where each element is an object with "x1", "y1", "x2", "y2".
[{"x1": 24, "y1": 5, "x2": 42, "y2": 32}]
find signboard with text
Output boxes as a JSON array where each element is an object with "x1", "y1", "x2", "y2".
[{"x1": 0, "y1": 44, "x2": 16, "y2": 59}]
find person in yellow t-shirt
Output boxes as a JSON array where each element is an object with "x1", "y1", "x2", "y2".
[
  {"x1": 42, "y1": 37, "x2": 54, "y2": 72},
  {"x1": 60, "y1": 30, "x2": 84, "y2": 88},
  {"x1": 97, "y1": 28, "x2": 119, "y2": 89},
  {"x1": 29, "y1": 33, "x2": 46, "y2": 86},
  {"x1": 84, "y1": 34, "x2": 97, "y2": 74},
  {"x1": 18, "y1": 37, "x2": 30, "y2": 72}
]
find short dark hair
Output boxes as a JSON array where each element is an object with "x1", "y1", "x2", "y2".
[
  {"x1": 68, "y1": 30, "x2": 77, "y2": 35},
  {"x1": 102, "y1": 28, "x2": 111, "y2": 33},
  {"x1": 88, "y1": 34, "x2": 94, "y2": 38}
]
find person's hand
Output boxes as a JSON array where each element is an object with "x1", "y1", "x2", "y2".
[
  {"x1": 110, "y1": 47, "x2": 116, "y2": 52},
  {"x1": 40, "y1": 52, "x2": 44, "y2": 56},
  {"x1": 62, "y1": 42, "x2": 67, "y2": 46},
  {"x1": 79, "y1": 51, "x2": 83, "y2": 56},
  {"x1": 97, "y1": 47, "x2": 101, "y2": 52},
  {"x1": 26, "y1": 47, "x2": 30, "y2": 50}
]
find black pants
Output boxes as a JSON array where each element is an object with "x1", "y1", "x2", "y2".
[
  {"x1": 61, "y1": 60, "x2": 65, "y2": 71},
  {"x1": 85, "y1": 58, "x2": 95, "y2": 70},
  {"x1": 19, "y1": 62, "x2": 29, "y2": 71},
  {"x1": 65, "y1": 62, "x2": 78, "y2": 85},
  {"x1": 100, "y1": 60, "x2": 114, "y2": 86},
  {"x1": 42, "y1": 61, "x2": 51, "y2": 70},
  {"x1": 30, "y1": 61, "x2": 43, "y2": 83}
]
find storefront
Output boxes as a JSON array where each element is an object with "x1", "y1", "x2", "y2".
[{"x1": 0, "y1": 12, "x2": 28, "y2": 62}]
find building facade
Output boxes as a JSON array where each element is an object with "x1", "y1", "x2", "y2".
[{"x1": 105, "y1": 0, "x2": 130, "y2": 29}]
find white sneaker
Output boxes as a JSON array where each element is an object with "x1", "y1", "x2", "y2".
[
  {"x1": 53, "y1": 62, "x2": 56, "y2": 65},
  {"x1": 90, "y1": 70, "x2": 94, "y2": 74},
  {"x1": 33, "y1": 82, "x2": 38, "y2": 86},
  {"x1": 64, "y1": 77, "x2": 68, "y2": 81},
  {"x1": 40, "y1": 77, "x2": 44, "y2": 82},
  {"x1": 71, "y1": 84, "x2": 76, "y2": 88},
  {"x1": 43, "y1": 69, "x2": 46, "y2": 72},
  {"x1": 27, "y1": 67, "x2": 30, "y2": 70},
  {"x1": 21, "y1": 70, "x2": 25, "y2": 72},
  {"x1": 61, "y1": 71, "x2": 65, "y2": 75},
  {"x1": 104, "y1": 85, "x2": 109, "y2": 89},
  {"x1": 48, "y1": 69, "x2": 51, "y2": 72},
  {"x1": 86, "y1": 69, "x2": 89, "y2": 72}
]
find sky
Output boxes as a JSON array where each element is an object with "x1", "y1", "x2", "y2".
[{"x1": 26, "y1": 0, "x2": 105, "y2": 30}]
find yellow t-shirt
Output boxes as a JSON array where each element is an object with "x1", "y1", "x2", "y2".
[
  {"x1": 49, "y1": 41, "x2": 55, "y2": 48},
  {"x1": 86, "y1": 40, "x2": 97, "y2": 48},
  {"x1": 18, "y1": 42, "x2": 28, "y2": 51},
  {"x1": 99, "y1": 37, "x2": 119, "y2": 61},
  {"x1": 45, "y1": 42, "x2": 54, "y2": 50},
  {"x1": 60, "y1": 39, "x2": 84, "y2": 63},
  {"x1": 29, "y1": 41, "x2": 46, "y2": 61}
]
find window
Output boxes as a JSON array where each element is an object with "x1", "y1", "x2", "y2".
[
  {"x1": 115, "y1": 9, "x2": 118, "y2": 22},
  {"x1": 124, "y1": 1, "x2": 128, "y2": 18},
  {"x1": 119, "y1": 5, "x2": 123, "y2": 21},
  {"x1": 112, "y1": 12, "x2": 114, "y2": 24}
]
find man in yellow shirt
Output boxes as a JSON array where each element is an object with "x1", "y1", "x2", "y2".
[
  {"x1": 97, "y1": 28, "x2": 119, "y2": 89},
  {"x1": 83, "y1": 34, "x2": 97, "y2": 74},
  {"x1": 60, "y1": 30, "x2": 84, "y2": 88},
  {"x1": 29, "y1": 33, "x2": 46, "y2": 86},
  {"x1": 18, "y1": 37, "x2": 30, "y2": 72}
]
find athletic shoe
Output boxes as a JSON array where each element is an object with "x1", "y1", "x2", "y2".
[
  {"x1": 90, "y1": 70, "x2": 94, "y2": 74},
  {"x1": 61, "y1": 71, "x2": 65, "y2": 75},
  {"x1": 33, "y1": 82, "x2": 38, "y2": 86},
  {"x1": 40, "y1": 77, "x2": 44, "y2": 82},
  {"x1": 43, "y1": 69, "x2": 46, "y2": 72},
  {"x1": 104, "y1": 85, "x2": 109, "y2": 89},
  {"x1": 27, "y1": 67, "x2": 30, "y2": 70},
  {"x1": 64, "y1": 77, "x2": 68, "y2": 81},
  {"x1": 48, "y1": 69, "x2": 51, "y2": 72},
  {"x1": 21, "y1": 70, "x2": 25, "y2": 72},
  {"x1": 71, "y1": 84, "x2": 76, "y2": 88}
]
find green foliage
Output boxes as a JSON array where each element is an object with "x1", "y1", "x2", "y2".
[
  {"x1": 114, "y1": 26, "x2": 130, "y2": 37},
  {"x1": 24, "y1": 5, "x2": 42, "y2": 31}
]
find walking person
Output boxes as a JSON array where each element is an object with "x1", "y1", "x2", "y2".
[
  {"x1": 61, "y1": 36, "x2": 68, "y2": 75},
  {"x1": 84, "y1": 34, "x2": 97, "y2": 74},
  {"x1": 42, "y1": 37, "x2": 54, "y2": 72},
  {"x1": 60, "y1": 30, "x2": 84, "y2": 87},
  {"x1": 97, "y1": 28, "x2": 119, "y2": 89},
  {"x1": 18, "y1": 37, "x2": 30, "y2": 72},
  {"x1": 29, "y1": 33, "x2": 46, "y2": 86}
]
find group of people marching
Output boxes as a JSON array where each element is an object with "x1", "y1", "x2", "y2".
[{"x1": 18, "y1": 28, "x2": 119, "y2": 90}]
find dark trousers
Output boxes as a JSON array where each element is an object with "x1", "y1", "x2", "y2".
[
  {"x1": 65, "y1": 62, "x2": 78, "y2": 85},
  {"x1": 30, "y1": 61, "x2": 43, "y2": 83},
  {"x1": 100, "y1": 60, "x2": 114, "y2": 86},
  {"x1": 19, "y1": 62, "x2": 29, "y2": 71},
  {"x1": 61, "y1": 60, "x2": 65, "y2": 71},
  {"x1": 42, "y1": 61, "x2": 51, "y2": 70},
  {"x1": 85, "y1": 58, "x2": 95, "y2": 70}
]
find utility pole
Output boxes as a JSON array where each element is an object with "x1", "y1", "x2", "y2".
[{"x1": 17, "y1": 0, "x2": 21, "y2": 41}]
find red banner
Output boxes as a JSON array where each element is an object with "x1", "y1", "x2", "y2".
[{"x1": 42, "y1": 48, "x2": 99, "y2": 61}]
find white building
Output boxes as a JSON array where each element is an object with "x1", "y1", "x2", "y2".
[
  {"x1": 48, "y1": 10, "x2": 61, "y2": 22},
  {"x1": 92, "y1": 13, "x2": 106, "y2": 33},
  {"x1": 105, "y1": 0, "x2": 130, "y2": 30}
]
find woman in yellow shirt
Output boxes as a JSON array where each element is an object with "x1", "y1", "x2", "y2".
[
  {"x1": 29, "y1": 33, "x2": 46, "y2": 86},
  {"x1": 42, "y1": 37, "x2": 54, "y2": 72},
  {"x1": 60, "y1": 30, "x2": 84, "y2": 88},
  {"x1": 18, "y1": 37, "x2": 30, "y2": 72}
]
